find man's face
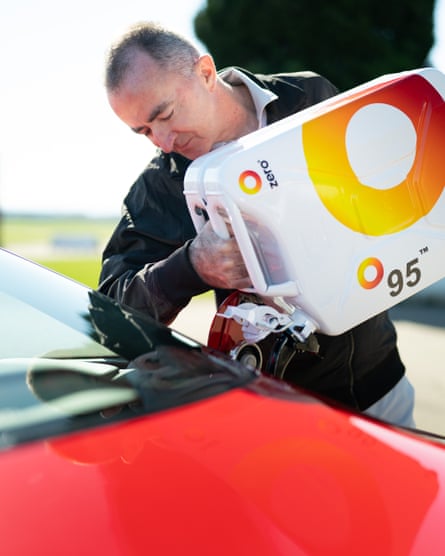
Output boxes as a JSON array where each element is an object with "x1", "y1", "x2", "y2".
[{"x1": 108, "y1": 52, "x2": 221, "y2": 160}]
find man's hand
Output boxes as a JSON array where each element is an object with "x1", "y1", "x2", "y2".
[{"x1": 189, "y1": 220, "x2": 252, "y2": 290}]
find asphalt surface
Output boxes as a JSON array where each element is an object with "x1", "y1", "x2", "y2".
[
  {"x1": 389, "y1": 301, "x2": 445, "y2": 437},
  {"x1": 173, "y1": 294, "x2": 445, "y2": 438}
]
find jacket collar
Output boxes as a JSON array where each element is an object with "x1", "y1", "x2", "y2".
[
  {"x1": 218, "y1": 67, "x2": 277, "y2": 128},
  {"x1": 226, "y1": 67, "x2": 307, "y2": 124}
]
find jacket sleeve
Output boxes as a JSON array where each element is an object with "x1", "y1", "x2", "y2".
[{"x1": 97, "y1": 158, "x2": 211, "y2": 324}]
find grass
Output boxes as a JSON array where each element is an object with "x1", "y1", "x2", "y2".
[
  {"x1": 1, "y1": 215, "x2": 215, "y2": 295},
  {"x1": 1, "y1": 215, "x2": 118, "y2": 246},
  {"x1": 36, "y1": 258, "x2": 103, "y2": 288},
  {"x1": 1, "y1": 215, "x2": 118, "y2": 289},
  {"x1": 1, "y1": 214, "x2": 219, "y2": 317}
]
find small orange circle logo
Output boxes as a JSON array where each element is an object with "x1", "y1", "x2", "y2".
[
  {"x1": 357, "y1": 257, "x2": 384, "y2": 289},
  {"x1": 239, "y1": 170, "x2": 262, "y2": 195}
]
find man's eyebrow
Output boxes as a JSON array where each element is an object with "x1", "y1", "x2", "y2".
[{"x1": 131, "y1": 101, "x2": 172, "y2": 134}]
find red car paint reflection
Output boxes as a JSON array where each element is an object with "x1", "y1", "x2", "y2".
[
  {"x1": 1, "y1": 248, "x2": 444, "y2": 555},
  {"x1": 0, "y1": 385, "x2": 441, "y2": 555}
]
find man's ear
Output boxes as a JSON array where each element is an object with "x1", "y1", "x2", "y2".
[{"x1": 196, "y1": 54, "x2": 217, "y2": 91}]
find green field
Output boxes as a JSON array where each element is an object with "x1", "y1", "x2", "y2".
[
  {"x1": 2, "y1": 215, "x2": 119, "y2": 288},
  {"x1": 2, "y1": 214, "x2": 214, "y2": 313}
]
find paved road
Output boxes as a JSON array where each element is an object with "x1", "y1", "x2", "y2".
[
  {"x1": 389, "y1": 301, "x2": 445, "y2": 436},
  {"x1": 173, "y1": 295, "x2": 445, "y2": 438}
]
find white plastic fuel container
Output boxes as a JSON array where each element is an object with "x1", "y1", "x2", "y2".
[{"x1": 184, "y1": 68, "x2": 445, "y2": 339}]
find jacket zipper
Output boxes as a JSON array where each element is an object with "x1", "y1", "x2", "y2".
[{"x1": 347, "y1": 331, "x2": 360, "y2": 409}]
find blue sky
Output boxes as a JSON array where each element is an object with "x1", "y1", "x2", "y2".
[{"x1": 1, "y1": 0, "x2": 444, "y2": 216}]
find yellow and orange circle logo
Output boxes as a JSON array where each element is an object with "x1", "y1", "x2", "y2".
[
  {"x1": 239, "y1": 170, "x2": 262, "y2": 195},
  {"x1": 357, "y1": 257, "x2": 384, "y2": 289},
  {"x1": 302, "y1": 75, "x2": 445, "y2": 236}
]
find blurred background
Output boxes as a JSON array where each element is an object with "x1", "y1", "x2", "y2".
[
  {"x1": 1, "y1": 0, "x2": 445, "y2": 433},
  {"x1": 0, "y1": 0, "x2": 444, "y2": 284}
]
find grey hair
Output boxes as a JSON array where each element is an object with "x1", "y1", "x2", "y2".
[{"x1": 105, "y1": 21, "x2": 200, "y2": 92}]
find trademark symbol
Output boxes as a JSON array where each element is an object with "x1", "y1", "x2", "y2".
[{"x1": 419, "y1": 246, "x2": 429, "y2": 255}]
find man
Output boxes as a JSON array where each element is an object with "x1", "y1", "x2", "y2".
[{"x1": 98, "y1": 21, "x2": 415, "y2": 427}]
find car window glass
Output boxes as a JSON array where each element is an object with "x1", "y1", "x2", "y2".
[{"x1": 0, "y1": 292, "x2": 115, "y2": 359}]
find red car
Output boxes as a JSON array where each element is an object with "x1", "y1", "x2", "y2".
[{"x1": 0, "y1": 247, "x2": 444, "y2": 555}]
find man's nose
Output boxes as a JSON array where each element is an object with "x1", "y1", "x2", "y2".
[{"x1": 151, "y1": 128, "x2": 176, "y2": 153}]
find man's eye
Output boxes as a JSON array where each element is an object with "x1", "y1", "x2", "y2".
[{"x1": 160, "y1": 110, "x2": 174, "y2": 122}]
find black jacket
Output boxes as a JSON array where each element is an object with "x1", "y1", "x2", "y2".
[{"x1": 99, "y1": 68, "x2": 405, "y2": 410}]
